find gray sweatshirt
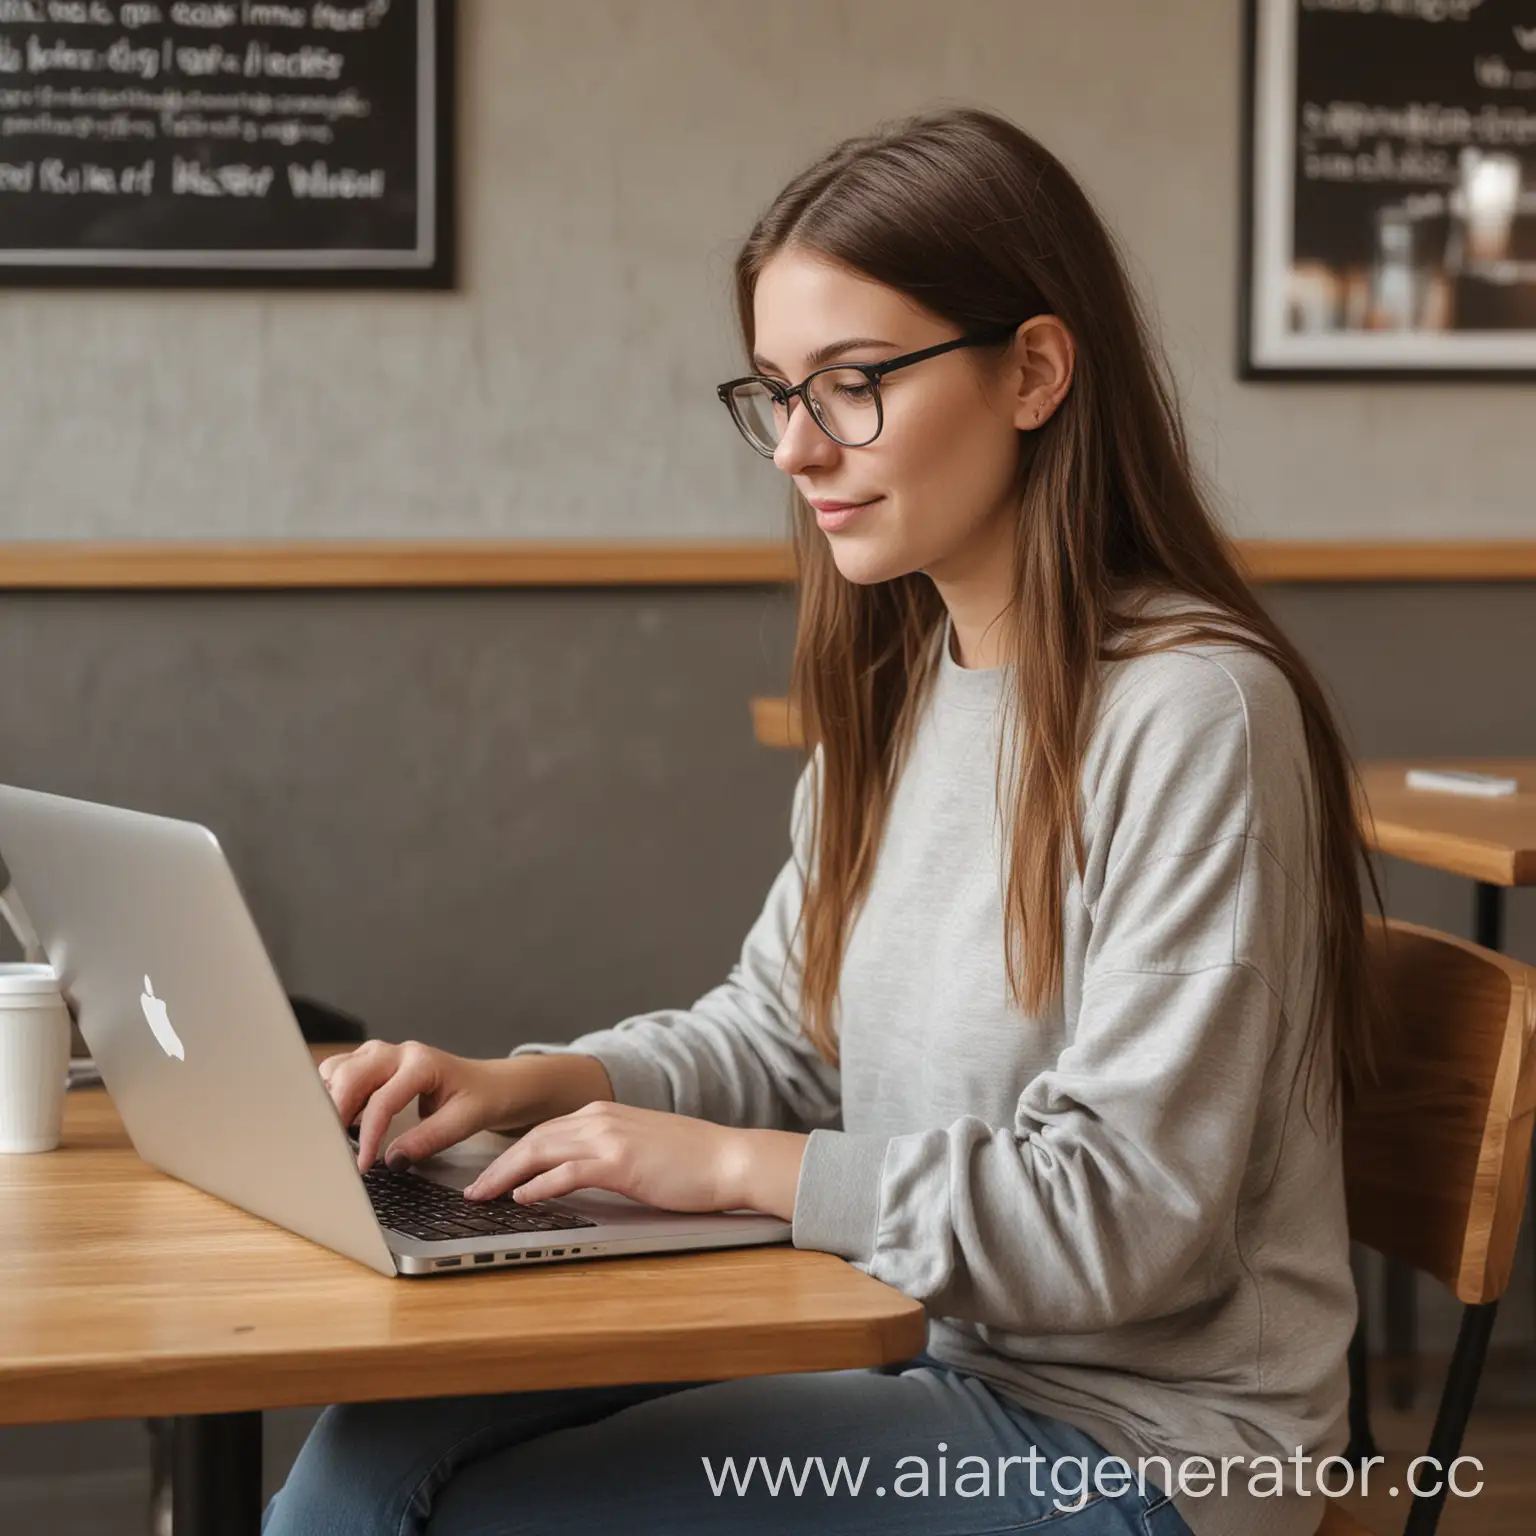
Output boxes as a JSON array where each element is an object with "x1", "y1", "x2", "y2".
[{"x1": 516, "y1": 603, "x2": 1354, "y2": 1536}]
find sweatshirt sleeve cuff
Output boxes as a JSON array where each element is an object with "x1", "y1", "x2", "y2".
[
  {"x1": 791, "y1": 1128, "x2": 890, "y2": 1263},
  {"x1": 509, "y1": 1035, "x2": 675, "y2": 1114}
]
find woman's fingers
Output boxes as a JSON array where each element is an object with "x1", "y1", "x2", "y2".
[
  {"x1": 351, "y1": 1065, "x2": 434, "y2": 1172},
  {"x1": 315, "y1": 1050, "x2": 350, "y2": 1088},
  {"x1": 465, "y1": 1118, "x2": 600, "y2": 1201},
  {"x1": 498, "y1": 1158, "x2": 609, "y2": 1205},
  {"x1": 321, "y1": 1042, "x2": 512, "y2": 1172},
  {"x1": 381, "y1": 1095, "x2": 488, "y2": 1170},
  {"x1": 323, "y1": 1041, "x2": 399, "y2": 1129},
  {"x1": 334, "y1": 1042, "x2": 438, "y2": 1170}
]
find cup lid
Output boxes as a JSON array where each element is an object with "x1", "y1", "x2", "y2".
[{"x1": 0, "y1": 963, "x2": 60, "y2": 996}]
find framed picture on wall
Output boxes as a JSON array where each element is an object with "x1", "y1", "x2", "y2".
[
  {"x1": 0, "y1": 0, "x2": 454, "y2": 287},
  {"x1": 1241, "y1": 0, "x2": 1536, "y2": 379}
]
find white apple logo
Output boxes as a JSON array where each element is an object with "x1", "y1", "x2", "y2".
[{"x1": 140, "y1": 976, "x2": 185, "y2": 1061}]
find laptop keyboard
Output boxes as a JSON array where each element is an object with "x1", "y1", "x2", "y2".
[{"x1": 360, "y1": 1161, "x2": 598, "y2": 1243}]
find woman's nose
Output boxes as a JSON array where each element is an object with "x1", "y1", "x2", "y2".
[{"x1": 772, "y1": 399, "x2": 840, "y2": 476}]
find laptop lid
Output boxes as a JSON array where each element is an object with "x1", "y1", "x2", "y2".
[{"x1": 0, "y1": 785, "x2": 397, "y2": 1277}]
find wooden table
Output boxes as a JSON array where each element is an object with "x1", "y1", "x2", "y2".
[
  {"x1": 1356, "y1": 759, "x2": 1535, "y2": 949},
  {"x1": 0, "y1": 1083, "x2": 925, "y2": 1535}
]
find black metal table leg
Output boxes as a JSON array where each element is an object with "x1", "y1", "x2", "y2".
[
  {"x1": 1474, "y1": 881, "x2": 1505, "y2": 952},
  {"x1": 172, "y1": 1412, "x2": 262, "y2": 1536}
]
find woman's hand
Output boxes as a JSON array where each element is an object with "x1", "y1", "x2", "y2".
[
  {"x1": 318, "y1": 1039, "x2": 614, "y2": 1174},
  {"x1": 463, "y1": 1101, "x2": 808, "y2": 1221}
]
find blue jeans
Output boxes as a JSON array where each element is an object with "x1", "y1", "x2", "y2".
[{"x1": 261, "y1": 1357, "x2": 1193, "y2": 1536}]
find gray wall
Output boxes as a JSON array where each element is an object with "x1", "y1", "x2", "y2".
[
  {"x1": 0, "y1": 583, "x2": 1533, "y2": 1528},
  {"x1": 0, "y1": 586, "x2": 803, "y2": 1054},
  {"x1": 2, "y1": 0, "x2": 1532, "y2": 542}
]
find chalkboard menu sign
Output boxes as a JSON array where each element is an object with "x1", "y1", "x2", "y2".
[
  {"x1": 1243, "y1": 0, "x2": 1536, "y2": 376},
  {"x1": 0, "y1": 0, "x2": 453, "y2": 285}
]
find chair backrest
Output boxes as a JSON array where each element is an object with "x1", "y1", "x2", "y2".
[{"x1": 1344, "y1": 917, "x2": 1536, "y2": 1305}]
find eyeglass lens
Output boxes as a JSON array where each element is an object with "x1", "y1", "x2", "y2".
[{"x1": 729, "y1": 367, "x2": 880, "y2": 452}]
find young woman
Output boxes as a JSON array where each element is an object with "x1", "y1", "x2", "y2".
[{"x1": 264, "y1": 108, "x2": 1382, "y2": 1536}]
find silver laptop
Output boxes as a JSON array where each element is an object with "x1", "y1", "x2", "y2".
[{"x1": 0, "y1": 785, "x2": 791, "y2": 1277}]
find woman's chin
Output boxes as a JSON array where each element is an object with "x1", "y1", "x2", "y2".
[{"x1": 825, "y1": 539, "x2": 917, "y2": 587}]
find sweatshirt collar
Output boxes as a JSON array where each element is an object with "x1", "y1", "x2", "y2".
[{"x1": 933, "y1": 614, "x2": 1009, "y2": 716}]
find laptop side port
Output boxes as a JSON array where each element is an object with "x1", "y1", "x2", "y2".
[
  {"x1": 433, "y1": 1257, "x2": 463, "y2": 1269},
  {"x1": 473, "y1": 1252, "x2": 494, "y2": 1265}
]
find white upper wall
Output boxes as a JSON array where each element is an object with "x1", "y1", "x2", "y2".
[{"x1": 0, "y1": 0, "x2": 1529, "y2": 541}]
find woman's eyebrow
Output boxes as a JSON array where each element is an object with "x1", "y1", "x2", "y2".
[{"x1": 751, "y1": 336, "x2": 896, "y2": 375}]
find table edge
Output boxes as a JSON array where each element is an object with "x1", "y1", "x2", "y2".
[{"x1": 0, "y1": 1302, "x2": 928, "y2": 1425}]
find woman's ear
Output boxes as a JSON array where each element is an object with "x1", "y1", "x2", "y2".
[{"x1": 1009, "y1": 316, "x2": 1075, "y2": 431}]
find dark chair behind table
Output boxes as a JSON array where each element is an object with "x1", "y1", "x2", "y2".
[
  {"x1": 1322, "y1": 918, "x2": 1536, "y2": 1536},
  {"x1": 147, "y1": 993, "x2": 368, "y2": 1536}
]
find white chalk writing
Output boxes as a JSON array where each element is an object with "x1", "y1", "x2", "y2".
[
  {"x1": 0, "y1": 0, "x2": 412, "y2": 249},
  {"x1": 1301, "y1": 0, "x2": 1488, "y2": 21}
]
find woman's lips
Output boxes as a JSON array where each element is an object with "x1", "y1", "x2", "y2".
[{"x1": 810, "y1": 496, "x2": 881, "y2": 532}]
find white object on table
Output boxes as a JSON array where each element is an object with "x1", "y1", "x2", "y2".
[
  {"x1": 1405, "y1": 768, "x2": 1519, "y2": 799},
  {"x1": 0, "y1": 963, "x2": 71, "y2": 1153}
]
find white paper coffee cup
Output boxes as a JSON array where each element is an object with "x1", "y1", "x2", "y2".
[{"x1": 0, "y1": 963, "x2": 72, "y2": 1154}]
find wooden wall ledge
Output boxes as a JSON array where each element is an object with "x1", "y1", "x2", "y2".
[
  {"x1": 0, "y1": 539, "x2": 1531, "y2": 589},
  {"x1": 0, "y1": 541, "x2": 797, "y2": 589}
]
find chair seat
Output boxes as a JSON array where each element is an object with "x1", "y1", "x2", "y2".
[{"x1": 1317, "y1": 1502, "x2": 1373, "y2": 1536}]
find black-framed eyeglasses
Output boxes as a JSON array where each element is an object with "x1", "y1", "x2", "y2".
[{"x1": 715, "y1": 323, "x2": 1022, "y2": 457}]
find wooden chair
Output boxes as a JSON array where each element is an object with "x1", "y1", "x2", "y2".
[{"x1": 1321, "y1": 918, "x2": 1536, "y2": 1536}]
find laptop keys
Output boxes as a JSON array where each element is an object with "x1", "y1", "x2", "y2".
[{"x1": 359, "y1": 1160, "x2": 597, "y2": 1243}]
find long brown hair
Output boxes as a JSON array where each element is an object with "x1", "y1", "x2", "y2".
[{"x1": 733, "y1": 108, "x2": 1384, "y2": 1112}]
